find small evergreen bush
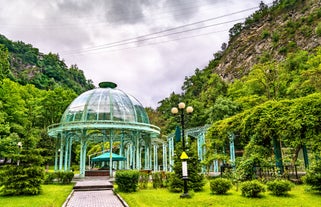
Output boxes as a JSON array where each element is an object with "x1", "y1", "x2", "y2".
[
  {"x1": 0, "y1": 165, "x2": 44, "y2": 195},
  {"x1": 210, "y1": 178, "x2": 232, "y2": 194},
  {"x1": 167, "y1": 172, "x2": 183, "y2": 193},
  {"x1": 267, "y1": 179, "x2": 293, "y2": 196},
  {"x1": 115, "y1": 170, "x2": 139, "y2": 192},
  {"x1": 240, "y1": 180, "x2": 266, "y2": 198}
]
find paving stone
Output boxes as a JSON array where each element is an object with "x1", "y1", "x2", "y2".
[{"x1": 66, "y1": 190, "x2": 124, "y2": 207}]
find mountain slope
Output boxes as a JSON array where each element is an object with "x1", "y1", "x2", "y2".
[
  {"x1": 214, "y1": 0, "x2": 321, "y2": 81},
  {"x1": 0, "y1": 34, "x2": 94, "y2": 94}
]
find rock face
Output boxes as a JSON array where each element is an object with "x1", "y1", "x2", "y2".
[{"x1": 214, "y1": 0, "x2": 321, "y2": 82}]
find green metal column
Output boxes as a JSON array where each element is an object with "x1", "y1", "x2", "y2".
[
  {"x1": 136, "y1": 136, "x2": 140, "y2": 170},
  {"x1": 153, "y1": 144, "x2": 158, "y2": 171},
  {"x1": 64, "y1": 137, "x2": 69, "y2": 171},
  {"x1": 138, "y1": 147, "x2": 144, "y2": 169},
  {"x1": 79, "y1": 135, "x2": 87, "y2": 178},
  {"x1": 163, "y1": 143, "x2": 167, "y2": 171},
  {"x1": 168, "y1": 137, "x2": 174, "y2": 172},
  {"x1": 214, "y1": 160, "x2": 219, "y2": 172},
  {"x1": 125, "y1": 144, "x2": 129, "y2": 169},
  {"x1": 145, "y1": 144, "x2": 150, "y2": 169},
  {"x1": 229, "y1": 133, "x2": 235, "y2": 168},
  {"x1": 197, "y1": 133, "x2": 206, "y2": 173},
  {"x1": 59, "y1": 136, "x2": 64, "y2": 170},
  {"x1": 302, "y1": 145, "x2": 309, "y2": 169},
  {"x1": 79, "y1": 137, "x2": 84, "y2": 177},
  {"x1": 149, "y1": 142, "x2": 153, "y2": 169},
  {"x1": 68, "y1": 137, "x2": 72, "y2": 171},
  {"x1": 54, "y1": 139, "x2": 59, "y2": 171},
  {"x1": 273, "y1": 137, "x2": 284, "y2": 174},
  {"x1": 120, "y1": 133, "x2": 124, "y2": 169},
  {"x1": 130, "y1": 143, "x2": 136, "y2": 169},
  {"x1": 109, "y1": 130, "x2": 113, "y2": 177}
]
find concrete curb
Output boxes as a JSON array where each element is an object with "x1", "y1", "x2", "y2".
[
  {"x1": 61, "y1": 189, "x2": 74, "y2": 207},
  {"x1": 113, "y1": 189, "x2": 130, "y2": 207}
]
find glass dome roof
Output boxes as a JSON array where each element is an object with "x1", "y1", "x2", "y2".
[{"x1": 60, "y1": 82, "x2": 150, "y2": 124}]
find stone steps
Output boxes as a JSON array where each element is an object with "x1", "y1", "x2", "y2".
[{"x1": 73, "y1": 178, "x2": 113, "y2": 191}]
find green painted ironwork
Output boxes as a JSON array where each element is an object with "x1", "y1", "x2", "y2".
[
  {"x1": 273, "y1": 137, "x2": 284, "y2": 174},
  {"x1": 228, "y1": 133, "x2": 235, "y2": 168},
  {"x1": 302, "y1": 145, "x2": 309, "y2": 169},
  {"x1": 48, "y1": 83, "x2": 161, "y2": 177}
]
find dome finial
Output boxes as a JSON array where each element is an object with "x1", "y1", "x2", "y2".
[{"x1": 99, "y1": 82, "x2": 117, "y2": 89}]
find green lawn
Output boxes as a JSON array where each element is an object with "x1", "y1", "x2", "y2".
[
  {"x1": 119, "y1": 183, "x2": 321, "y2": 207},
  {"x1": 0, "y1": 184, "x2": 73, "y2": 207}
]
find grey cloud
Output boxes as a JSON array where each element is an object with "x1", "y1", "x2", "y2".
[
  {"x1": 102, "y1": 0, "x2": 153, "y2": 25},
  {"x1": 56, "y1": 0, "x2": 96, "y2": 15}
]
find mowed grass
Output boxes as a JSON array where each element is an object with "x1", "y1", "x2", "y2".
[
  {"x1": 118, "y1": 182, "x2": 321, "y2": 207},
  {"x1": 0, "y1": 184, "x2": 73, "y2": 207}
]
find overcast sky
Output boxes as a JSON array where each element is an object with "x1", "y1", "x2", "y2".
[{"x1": 0, "y1": 0, "x2": 270, "y2": 108}]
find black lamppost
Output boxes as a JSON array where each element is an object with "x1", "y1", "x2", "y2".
[
  {"x1": 171, "y1": 102, "x2": 193, "y2": 198},
  {"x1": 17, "y1": 142, "x2": 22, "y2": 166}
]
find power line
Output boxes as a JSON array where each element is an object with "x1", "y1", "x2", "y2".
[
  {"x1": 60, "y1": 5, "x2": 266, "y2": 55},
  {"x1": 70, "y1": 28, "x2": 230, "y2": 56}
]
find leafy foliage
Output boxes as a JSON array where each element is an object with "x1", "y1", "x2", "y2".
[
  {"x1": 210, "y1": 178, "x2": 232, "y2": 194},
  {"x1": 43, "y1": 171, "x2": 74, "y2": 185},
  {"x1": 115, "y1": 170, "x2": 140, "y2": 193},
  {"x1": 240, "y1": 180, "x2": 266, "y2": 198},
  {"x1": 303, "y1": 160, "x2": 321, "y2": 191},
  {"x1": 267, "y1": 179, "x2": 293, "y2": 196},
  {"x1": 0, "y1": 34, "x2": 94, "y2": 94}
]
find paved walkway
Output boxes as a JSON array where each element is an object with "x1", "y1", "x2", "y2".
[{"x1": 63, "y1": 177, "x2": 127, "y2": 207}]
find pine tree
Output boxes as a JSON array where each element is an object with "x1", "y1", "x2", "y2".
[
  {"x1": 168, "y1": 139, "x2": 205, "y2": 193},
  {"x1": 0, "y1": 131, "x2": 45, "y2": 195}
]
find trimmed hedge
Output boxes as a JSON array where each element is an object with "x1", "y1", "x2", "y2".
[
  {"x1": 240, "y1": 180, "x2": 266, "y2": 198},
  {"x1": 44, "y1": 171, "x2": 74, "y2": 184},
  {"x1": 267, "y1": 179, "x2": 293, "y2": 196},
  {"x1": 115, "y1": 170, "x2": 139, "y2": 192},
  {"x1": 139, "y1": 171, "x2": 149, "y2": 189},
  {"x1": 210, "y1": 178, "x2": 233, "y2": 195},
  {"x1": 152, "y1": 172, "x2": 165, "y2": 189}
]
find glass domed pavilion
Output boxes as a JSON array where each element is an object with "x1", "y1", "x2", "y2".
[{"x1": 48, "y1": 82, "x2": 161, "y2": 177}]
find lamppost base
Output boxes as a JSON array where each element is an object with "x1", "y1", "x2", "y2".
[{"x1": 180, "y1": 193, "x2": 191, "y2": 198}]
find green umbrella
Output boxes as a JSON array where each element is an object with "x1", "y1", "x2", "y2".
[{"x1": 91, "y1": 152, "x2": 126, "y2": 162}]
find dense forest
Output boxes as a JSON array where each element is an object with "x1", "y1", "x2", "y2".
[{"x1": 0, "y1": 0, "x2": 321, "y2": 183}]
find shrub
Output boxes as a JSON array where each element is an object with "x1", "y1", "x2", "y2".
[
  {"x1": 43, "y1": 171, "x2": 74, "y2": 184},
  {"x1": 44, "y1": 172, "x2": 57, "y2": 184},
  {"x1": 59, "y1": 171, "x2": 74, "y2": 184},
  {"x1": 152, "y1": 172, "x2": 163, "y2": 189},
  {"x1": 240, "y1": 180, "x2": 266, "y2": 198},
  {"x1": 115, "y1": 170, "x2": 139, "y2": 192},
  {"x1": 0, "y1": 165, "x2": 44, "y2": 195},
  {"x1": 303, "y1": 160, "x2": 321, "y2": 191},
  {"x1": 315, "y1": 22, "x2": 321, "y2": 37},
  {"x1": 139, "y1": 172, "x2": 149, "y2": 189},
  {"x1": 167, "y1": 172, "x2": 183, "y2": 193},
  {"x1": 210, "y1": 178, "x2": 232, "y2": 195},
  {"x1": 267, "y1": 179, "x2": 293, "y2": 196},
  {"x1": 261, "y1": 30, "x2": 270, "y2": 39}
]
